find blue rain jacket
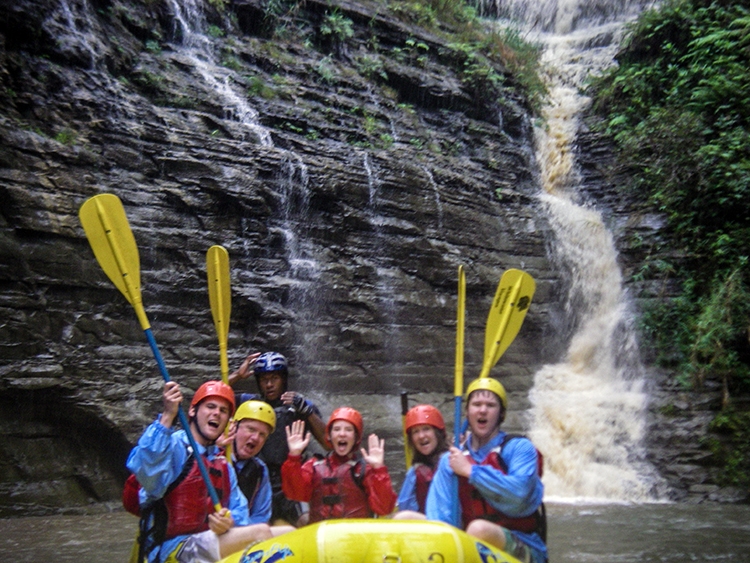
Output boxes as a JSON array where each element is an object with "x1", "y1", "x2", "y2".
[
  {"x1": 126, "y1": 419, "x2": 252, "y2": 563},
  {"x1": 425, "y1": 430, "x2": 547, "y2": 559}
]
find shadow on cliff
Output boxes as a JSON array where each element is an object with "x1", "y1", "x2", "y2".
[{"x1": 0, "y1": 388, "x2": 132, "y2": 517}]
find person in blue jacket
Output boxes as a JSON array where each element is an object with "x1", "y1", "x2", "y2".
[
  {"x1": 219, "y1": 400, "x2": 280, "y2": 525},
  {"x1": 393, "y1": 404, "x2": 450, "y2": 519},
  {"x1": 126, "y1": 380, "x2": 287, "y2": 563},
  {"x1": 425, "y1": 377, "x2": 547, "y2": 563}
]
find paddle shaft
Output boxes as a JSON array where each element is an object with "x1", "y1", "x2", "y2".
[
  {"x1": 400, "y1": 391, "x2": 412, "y2": 468},
  {"x1": 454, "y1": 265, "x2": 466, "y2": 447},
  {"x1": 146, "y1": 329, "x2": 223, "y2": 510},
  {"x1": 81, "y1": 194, "x2": 222, "y2": 511},
  {"x1": 207, "y1": 245, "x2": 232, "y2": 461},
  {"x1": 451, "y1": 265, "x2": 466, "y2": 525}
]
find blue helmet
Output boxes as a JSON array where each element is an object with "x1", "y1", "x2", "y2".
[
  {"x1": 254, "y1": 352, "x2": 288, "y2": 376},
  {"x1": 254, "y1": 352, "x2": 289, "y2": 393}
]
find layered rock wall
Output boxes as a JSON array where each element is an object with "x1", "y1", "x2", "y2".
[{"x1": 0, "y1": 0, "x2": 559, "y2": 514}]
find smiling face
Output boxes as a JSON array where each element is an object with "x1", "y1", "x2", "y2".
[
  {"x1": 328, "y1": 420, "x2": 357, "y2": 457},
  {"x1": 466, "y1": 390, "x2": 503, "y2": 447},
  {"x1": 233, "y1": 419, "x2": 272, "y2": 460},
  {"x1": 257, "y1": 372, "x2": 285, "y2": 402},
  {"x1": 409, "y1": 424, "x2": 439, "y2": 457},
  {"x1": 190, "y1": 398, "x2": 232, "y2": 446}
]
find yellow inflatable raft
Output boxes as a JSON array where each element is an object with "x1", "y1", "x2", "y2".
[{"x1": 218, "y1": 519, "x2": 522, "y2": 563}]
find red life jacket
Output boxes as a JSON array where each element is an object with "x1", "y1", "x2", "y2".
[
  {"x1": 308, "y1": 454, "x2": 370, "y2": 523},
  {"x1": 163, "y1": 454, "x2": 231, "y2": 538},
  {"x1": 123, "y1": 472, "x2": 142, "y2": 515},
  {"x1": 457, "y1": 435, "x2": 544, "y2": 535},
  {"x1": 413, "y1": 463, "x2": 435, "y2": 514},
  {"x1": 122, "y1": 453, "x2": 230, "y2": 529}
]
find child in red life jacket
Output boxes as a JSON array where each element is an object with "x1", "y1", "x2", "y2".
[
  {"x1": 393, "y1": 404, "x2": 450, "y2": 519},
  {"x1": 281, "y1": 407, "x2": 397, "y2": 522}
]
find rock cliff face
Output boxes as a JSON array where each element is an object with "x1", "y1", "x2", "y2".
[{"x1": 0, "y1": 0, "x2": 561, "y2": 514}]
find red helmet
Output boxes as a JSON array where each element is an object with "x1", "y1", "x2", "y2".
[
  {"x1": 405, "y1": 404, "x2": 445, "y2": 432},
  {"x1": 190, "y1": 380, "x2": 236, "y2": 415},
  {"x1": 326, "y1": 407, "x2": 363, "y2": 445}
]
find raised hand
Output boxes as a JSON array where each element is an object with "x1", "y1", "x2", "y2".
[
  {"x1": 160, "y1": 381, "x2": 182, "y2": 428},
  {"x1": 361, "y1": 433, "x2": 385, "y2": 469},
  {"x1": 216, "y1": 421, "x2": 237, "y2": 449},
  {"x1": 228, "y1": 352, "x2": 261, "y2": 385},
  {"x1": 282, "y1": 392, "x2": 314, "y2": 418},
  {"x1": 285, "y1": 419, "x2": 311, "y2": 456}
]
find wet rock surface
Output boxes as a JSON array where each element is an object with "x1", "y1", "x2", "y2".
[{"x1": 0, "y1": 0, "x2": 558, "y2": 515}]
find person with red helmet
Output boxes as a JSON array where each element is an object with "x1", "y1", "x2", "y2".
[
  {"x1": 228, "y1": 351, "x2": 329, "y2": 527},
  {"x1": 280, "y1": 407, "x2": 397, "y2": 522},
  {"x1": 126, "y1": 381, "x2": 288, "y2": 563},
  {"x1": 392, "y1": 404, "x2": 450, "y2": 519}
]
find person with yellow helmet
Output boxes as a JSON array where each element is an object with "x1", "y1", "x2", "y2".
[
  {"x1": 392, "y1": 404, "x2": 450, "y2": 519},
  {"x1": 425, "y1": 378, "x2": 547, "y2": 563},
  {"x1": 218, "y1": 400, "x2": 293, "y2": 535},
  {"x1": 126, "y1": 381, "x2": 287, "y2": 563}
]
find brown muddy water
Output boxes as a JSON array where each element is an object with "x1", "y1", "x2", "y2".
[{"x1": 1, "y1": 502, "x2": 749, "y2": 562}]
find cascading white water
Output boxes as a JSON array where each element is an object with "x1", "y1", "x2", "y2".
[
  {"x1": 482, "y1": 0, "x2": 663, "y2": 500},
  {"x1": 54, "y1": 0, "x2": 101, "y2": 68},
  {"x1": 167, "y1": 0, "x2": 273, "y2": 146}
]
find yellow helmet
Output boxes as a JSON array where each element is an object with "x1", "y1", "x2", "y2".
[
  {"x1": 465, "y1": 378, "x2": 507, "y2": 409},
  {"x1": 233, "y1": 400, "x2": 276, "y2": 432}
]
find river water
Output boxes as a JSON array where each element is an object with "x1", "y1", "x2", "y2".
[{"x1": 2, "y1": 502, "x2": 749, "y2": 562}]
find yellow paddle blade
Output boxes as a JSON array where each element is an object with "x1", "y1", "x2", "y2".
[
  {"x1": 207, "y1": 245, "x2": 231, "y2": 383},
  {"x1": 78, "y1": 194, "x2": 149, "y2": 330},
  {"x1": 454, "y1": 265, "x2": 466, "y2": 397},
  {"x1": 207, "y1": 245, "x2": 231, "y2": 342},
  {"x1": 479, "y1": 269, "x2": 535, "y2": 378}
]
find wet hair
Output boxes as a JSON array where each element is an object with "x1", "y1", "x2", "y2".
[{"x1": 409, "y1": 427, "x2": 450, "y2": 468}]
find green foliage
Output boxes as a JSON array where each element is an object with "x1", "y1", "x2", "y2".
[
  {"x1": 387, "y1": 1, "x2": 543, "y2": 110},
  {"x1": 320, "y1": 9, "x2": 354, "y2": 56},
  {"x1": 144, "y1": 40, "x2": 161, "y2": 54},
  {"x1": 688, "y1": 268, "x2": 750, "y2": 394},
  {"x1": 206, "y1": 0, "x2": 228, "y2": 11},
  {"x1": 54, "y1": 127, "x2": 78, "y2": 145},
  {"x1": 315, "y1": 55, "x2": 337, "y2": 84},
  {"x1": 320, "y1": 10, "x2": 354, "y2": 41},
  {"x1": 355, "y1": 55, "x2": 388, "y2": 81},
  {"x1": 221, "y1": 53, "x2": 243, "y2": 71},
  {"x1": 246, "y1": 75, "x2": 276, "y2": 99},
  {"x1": 132, "y1": 69, "x2": 164, "y2": 95},
  {"x1": 589, "y1": 0, "x2": 750, "y2": 402},
  {"x1": 706, "y1": 409, "x2": 750, "y2": 487},
  {"x1": 207, "y1": 24, "x2": 225, "y2": 38}
]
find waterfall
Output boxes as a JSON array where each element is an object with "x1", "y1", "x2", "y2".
[
  {"x1": 421, "y1": 166, "x2": 445, "y2": 232},
  {"x1": 167, "y1": 0, "x2": 273, "y2": 146},
  {"x1": 52, "y1": 0, "x2": 101, "y2": 68},
  {"x1": 278, "y1": 152, "x2": 324, "y2": 367},
  {"x1": 483, "y1": 0, "x2": 664, "y2": 500}
]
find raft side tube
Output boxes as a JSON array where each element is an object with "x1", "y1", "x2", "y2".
[{"x1": 218, "y1": 519, "x2": 523, "y2": 563}]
